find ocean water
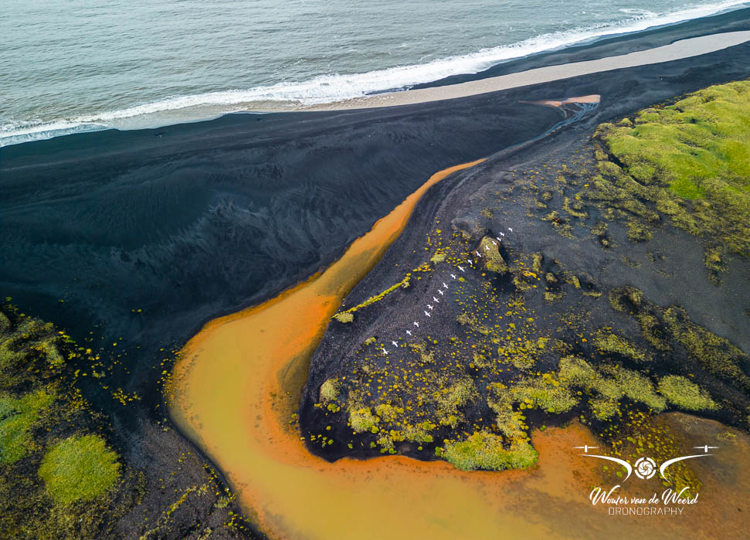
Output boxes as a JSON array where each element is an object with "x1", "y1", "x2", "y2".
[{"x1": 1, "y1": 0, "x2": 748, "y2": 146}]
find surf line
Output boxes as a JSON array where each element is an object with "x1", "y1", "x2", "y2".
[{"x1": 167, "y1": 97, "x2": 597, "y2": 539}]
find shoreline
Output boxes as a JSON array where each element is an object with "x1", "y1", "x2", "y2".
[
  {"x1": 310, "y1": 31, "x2": 750, "y2": 111},
  {"x1": 3, "y1": 6, "x2": 750, "y2": 147}
]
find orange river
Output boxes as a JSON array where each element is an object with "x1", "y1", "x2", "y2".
[{"x1": 168, "y1": 159, "x2": 748, "y2": 539}]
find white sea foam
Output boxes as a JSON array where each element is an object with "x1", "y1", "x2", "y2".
[{"x1": 2, "y1": 0, "x2": 748, "y2": 147}]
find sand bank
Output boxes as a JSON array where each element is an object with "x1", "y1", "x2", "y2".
[{"x1": 311, "y1": 31, "x2": 750, "y2": 110}]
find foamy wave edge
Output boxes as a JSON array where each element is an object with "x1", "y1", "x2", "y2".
[{"x1": 2, "y1": 0, "x2": 749, "y2": 147}]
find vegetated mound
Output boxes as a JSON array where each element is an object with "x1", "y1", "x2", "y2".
[
  {"x1": 0, "y1": 306, "x2": 254, "y2": 539},
  {"x1": 299, "y1": 80, "x2": 750, "y2": 485}
]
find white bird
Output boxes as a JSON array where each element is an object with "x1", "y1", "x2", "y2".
[
  {"x1": 424, "y1": 311, "x2": 431, "y2": 317},
  {"x1": 383, "y1": 348, "x2": 389, "y2": 355},
  {"x1": 427, "y1": 304, "x2": 433, "y2": 310},
  {"x1": 508, "y1": 227, "x2": 513, "y2": 232},
  {"x1": 433, "y1": 297, "x2": 440, "y2": 303},
  {"x1": 485, "y1": 245, "x2": 490, "y2": 251},
  {"x1": 391, "y1": 340, "x2": 398, "y2": 347},
  {"x1": 406, "y1": 330, "x2": 412, "y2": 336},
  {"x1": 438, "y1": 290, "x2": 444, "y2": 296},
  {"x1": 498, "y1": 232, "x2": 505, "y2": 237},
  {"x1": 491, "y1": 240, "x2": 497, "y2": 246},
  {"x1": 476, "y1": 252, "x2": 482, "y2": 258},
  {"x1": 413, "y1": 321, "x2": 420, "y2": 328},
  {"x1": 442, "y1": 282, "x2": 449, "y2": 289},
  {"x1": 468, "y1": 258, "x2": 473, "y2": 265},
  {"x1": 458, "y1": 266, "x2": 464, "y2": 273}
]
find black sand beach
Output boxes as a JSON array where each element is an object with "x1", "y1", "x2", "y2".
[{"x1": 1, "y1": 7, "x2": 750, "y2": 538}]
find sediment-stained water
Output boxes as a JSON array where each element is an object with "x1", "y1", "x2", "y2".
[{"x1": 168, "y1": 159, "x2": 749, "y2": 539}]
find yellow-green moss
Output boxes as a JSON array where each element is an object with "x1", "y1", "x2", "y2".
[
  {"x1": 319, "y1": 379, "x2": 340, "y2": 403},
  {"x1": 348, "y1": 407, "x2": 379, "y2": 433},
  {"x1": 38, "y1": 434, "x2": 121, "y2": 505},
  {"x1": 595, "y1": 80, "x2": 750, "y2": 257},
  {"x1": 480, "y1": 236, "x2": 509, "y2": 274},
  {"x1": 441, "y1": 431, "x2": 538, "y2": 471},
  {"x1": 593, "y1": 331, "x2": 650, "y2": 362},
  {"x1": 658, "y1": 376, "x2": 717, "y2": 411},
  {"x1": 0, "y1": 389, "x2": 56, "y2": 465}
]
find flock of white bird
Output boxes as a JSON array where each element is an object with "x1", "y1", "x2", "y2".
[{"x1": 379, "y1": 227, "x2": 514, "y2": 356}]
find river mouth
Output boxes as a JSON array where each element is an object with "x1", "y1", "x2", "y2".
[{"x1": 167, "y1": 153, "x2": 749, "y2": 539}]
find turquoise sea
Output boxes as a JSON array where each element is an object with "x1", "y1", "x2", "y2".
[{"x1": 2, "y1": 0, "x2": 749, "y2": 146}]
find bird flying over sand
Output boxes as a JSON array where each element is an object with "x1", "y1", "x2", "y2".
[
  {"x1": 508, "y1": 227, "x2": 513, "y2": 232},
  {"x1": 433, "y1": 297, "x2": 440, "y2": 303},
  {"x1": 442, "y1": 282, "x2": 449, "y2": 289},
  {"x1": 450, "y1": 273, "x2": 457, "y2": 279},
  {"x1": 383, "y1": 348, "x2": 388, "y2": 355},
  {"x1": 413, "y1": 321, "x2": 419, "y2": 328},
  {"x1": 438, "y1": 290, "x2": 444, "y2": 296},
  {"x1": 427, "y1": 304, "x2": 433, "y2": 310},
  {"x1": 424, "y1": 311, "x2": 431, "y2": 317},
  {"x1": 406, "y1": 330, "x2": 412, "y2": 336},
  {"x1": 458, "y1": 266, "x2": 464, "y2": 273},
  {"x1": 391, "y1": 340, "x2": 398, "y2": 347}
]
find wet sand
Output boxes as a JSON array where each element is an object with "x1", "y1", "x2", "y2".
[{"x1": 312, "y1": 31, "x2": 750, "y2": 111}]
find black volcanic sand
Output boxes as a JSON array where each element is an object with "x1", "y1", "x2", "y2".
[
  {"x1": 1, "y1": 8, "x2": 750, "y2": 538},
  {"x1": 300, "y1": 50, "x2": 750, "y2": 460}
]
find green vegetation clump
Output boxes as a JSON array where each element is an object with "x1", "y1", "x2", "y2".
[
  {"x1": 510, "y1": 378, "x2": 577, "y2": 414},
  {"x1": 479, "y1": 236, "x2": 509, "y2": 274},
  {"x1": 348, "y1": 406, "x2": 378, "y2": 433},
  {"x1": 605, "y1": 81, "x2": 750, "y2": 202},
  {"x1": 658, "y1": 376, "x2": 717, "y2": 411},
  {"x1": 319, "y1": 379, "x2": 340, "y2": 403},
  {"x1": 663, "y1": 306, "x2": 748, "y2": 385},
  {"x1": 441, "y1": 431, "x2": 538, "y2": 471},
  {"x1": 38, "y1": 435, "x2": 121, "y2": 505},
  {"x1": 332, "y1": 312, "x2": 354, "y2": 323},
  {"x1": 0, "y1": 307, "x2": 138, "y2": 537},
  {"x1": 593, "y1": 80, "x2": 750, "y2": 261},
  {"x1": 333, "y1": 275, "x2": 411, "y2": 322},
  {"x1": 0, "y1": 389, "x2": 56, "y2": 465},
  {"x1": 626, "y1": 220, "x2": 652, "y2": 242},
  {"x1": 593, "y1": 331, "x2": 650, "y2": 362}
]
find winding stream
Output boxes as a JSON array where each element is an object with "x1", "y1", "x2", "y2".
[{"x1": 168, "y1": 102, "x2": 747, "y2": 539}]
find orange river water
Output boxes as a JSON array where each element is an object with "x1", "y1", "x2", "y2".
[{"x1": 168, "y1": 158, "x2": 749, "y2": 539}]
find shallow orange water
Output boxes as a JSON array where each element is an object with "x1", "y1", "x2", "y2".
[{"x1": 168, "y1": 158, "x2": 748, "y2": 540}]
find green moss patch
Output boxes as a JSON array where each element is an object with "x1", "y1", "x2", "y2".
[
  {"x1": 658, "y1": 376, "x2": 717, "y2": 411},
  {"x1": 441, "y1": 431, "x2": 538, "y2": 471},
  {"x1": 39, "y1": 434, "x2": 121, "y2": 505},
  {"x1": 0, "y1": 389, "x2": 56, "y2": 465}
]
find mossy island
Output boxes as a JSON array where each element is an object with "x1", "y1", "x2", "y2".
[{"x1": 301, "y1": 80, "x2": 750, "y2": 485}]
